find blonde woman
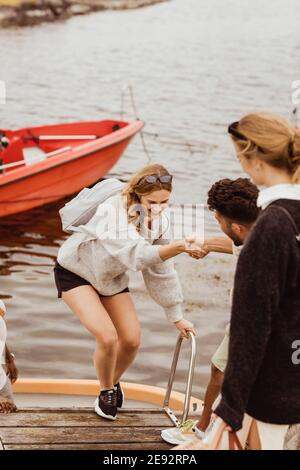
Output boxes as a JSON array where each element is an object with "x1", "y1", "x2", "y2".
[
  {"x1": 54, "y1": 164, "x2": 197, "y2": 421},
  {"x1": 176, "y1": 112, "x2": 300, "y2": 450}
]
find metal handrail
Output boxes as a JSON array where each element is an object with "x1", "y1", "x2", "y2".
[{"x1": 163, "y1": 331, "x2": 197, "y2": 427}]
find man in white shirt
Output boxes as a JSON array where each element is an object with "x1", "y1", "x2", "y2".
[{"x1": 161, "y1": 178, "x2": 260, "y2": 445}]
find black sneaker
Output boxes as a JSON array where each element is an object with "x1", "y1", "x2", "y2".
[
  {"x1": 114, "y1": 382, "x2": 124, "y2": 409},
  {"x1": 94, "y1": 389, "x2": 117, "y2": 420}
]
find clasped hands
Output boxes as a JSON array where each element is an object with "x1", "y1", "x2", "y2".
[{"x1": 184, "y1": 233, "x2": 209, "y2": 259}]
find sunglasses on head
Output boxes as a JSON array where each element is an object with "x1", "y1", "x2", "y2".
[
  {"x1": 228, "y1": 121, "x2": 265, "y2": 154},
  {"x1": 228, "y1": 121, "x2": 247, "y2": 141},
  {"x1": 138, "y1": 175, "x2": 173, "y2": 185}
]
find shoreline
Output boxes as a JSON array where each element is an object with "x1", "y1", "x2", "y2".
[{"x1": 0, "y1": 0, "x2": 169, "y2": 28}]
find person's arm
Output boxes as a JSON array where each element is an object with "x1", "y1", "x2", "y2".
[
  {"x1": 158, "y1": 240, "x2": 187, "y2": 260},
  {"x1": 215, "y1": 214, "x2": 289, "y2": 432},
  {"x1": 94, "y1": 203, "x2": 199, "y2": 271},
  {"x1": 202, "y1": 237, "x2": 233, "y2": 254},
  {"x1": 5, "y1": 344, "x2": 18, "y2": 384},
  {"x1": 185, "y1": 235, "x2": 233, "y2": 258},
  {"x1": 142, "y1": 228, "x2": 195, "y2": 337}
]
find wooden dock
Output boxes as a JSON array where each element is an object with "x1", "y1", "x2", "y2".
[{"x1": 0, "y1": 408, "x2": 174, "y2": 450}]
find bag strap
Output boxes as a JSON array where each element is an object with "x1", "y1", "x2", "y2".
[
  {"x1": 228, "y1": 431, "x2": 243, "y2": 450},
  {"x1": 268, "y1": 204, "x2": 300, "y2": 242},
  {"x1": 210, "y1": 422, "x2": 227, "y2": 450},
  {"x1": 210, "y1": 421, "x2": 243, "y2": 450}
]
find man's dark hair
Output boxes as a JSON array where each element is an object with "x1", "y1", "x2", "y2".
[{"x1": 207, "y1": 178, "x2": 260, "y2": 224}]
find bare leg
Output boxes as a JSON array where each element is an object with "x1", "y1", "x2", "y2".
[
  {"x1": 197, "y1": 364, "x2": 224, "y2": 432},
  {"x1": 247, "y1": 420, "x2": 261, "y2": 450},
  {"x1": 101, "y1": 292, "x2": 141, "y2": 385},
  {"x1": 62, "y1": 285, "x2": 118, "y2": 391},
  {"x1": 0, "y1": 397, "x2": 17, "y2": 413}
]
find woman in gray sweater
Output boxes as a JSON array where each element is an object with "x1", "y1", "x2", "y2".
[{"x1": 54, "y1": 163, "x2": 197, "y2": 420}]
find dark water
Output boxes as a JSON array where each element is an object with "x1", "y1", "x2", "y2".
[{"x1": 0, "y1": 0, "x2": 300, "y2": 396}]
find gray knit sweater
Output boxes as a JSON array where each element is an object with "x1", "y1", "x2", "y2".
[{"x1": 57, "y1": 192, "x2": 184, "y2": 323}]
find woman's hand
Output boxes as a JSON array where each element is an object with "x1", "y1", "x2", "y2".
[
  {"x1": 159, "y1": 238, "x2": 208, "y2": 262},
  {"x1": 6, "y1": 358, "x2": 18, "y2": 384},
  {"x1": 184, "y1": 234, "x2": 209, "y2": 259},
  {"x1": 174, "y1": 319, "x2": 196, "y2": 338}
]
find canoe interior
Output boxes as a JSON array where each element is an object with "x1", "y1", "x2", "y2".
[{"x1": 0, "y1": 120, "x2": 128, "y2": 173}]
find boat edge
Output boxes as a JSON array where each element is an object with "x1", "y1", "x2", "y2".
[{"x1": 13, "y1": 378, "x2": 202, "y2": 412}]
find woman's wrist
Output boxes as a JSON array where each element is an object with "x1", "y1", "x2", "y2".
[
  {"x1": 174, "y1": 240, "x2": 186, "y2": 254},
  {"x1": 158, "y1": 240, "x2": 185, "y2": 261}
]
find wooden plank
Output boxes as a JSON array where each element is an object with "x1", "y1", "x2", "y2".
[
  {"x1": 15, "y1": 408, "x2": 167, "y2": 413},
  {"x1": 0, "y1": 438, "x2": 4, "y2": 451},
  {"x1": 0, "y1": 426, "x2": 167, "y2": 444},
  {"x1": 1, "y1": 411, "x2": 173, "y2": 428},
  {"x1": 5, "y1": 442, "x2": 172, "y2": 450}
]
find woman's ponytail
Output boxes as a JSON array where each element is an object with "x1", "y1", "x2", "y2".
[{"x1": 291, "y1": 131, "x2": 300, "y2": 183}]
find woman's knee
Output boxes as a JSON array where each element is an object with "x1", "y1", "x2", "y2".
[
  {"x1": 95, "y1": 329, "x2": 118, "y2": 352},
  {"x1": 119, "y1": 334, "x2": 141, "y2": 353}
]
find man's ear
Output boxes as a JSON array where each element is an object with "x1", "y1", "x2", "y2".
[
  {"x1": 231, "y1": 222, "x2": 242, "y2": 236},
  {"x1": 232, "y1": 223, "x2": 249, "y2": 240}
]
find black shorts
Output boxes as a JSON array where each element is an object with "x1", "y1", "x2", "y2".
[{"x1": 54, "y1": 262, "x2": 129, "y2": 298}]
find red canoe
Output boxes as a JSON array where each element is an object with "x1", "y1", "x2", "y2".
[{"x1": 0, "y1": 119, "x2": 144, "y2": 218}]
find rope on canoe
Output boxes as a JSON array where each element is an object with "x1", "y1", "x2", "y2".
[{"x1": 142, "y1": 131, "x2": 217, "y2": 154}]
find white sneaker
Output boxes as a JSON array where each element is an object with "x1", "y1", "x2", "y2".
[{"x1": 161, "y1": 420, "x2": 205, "y2": 445}]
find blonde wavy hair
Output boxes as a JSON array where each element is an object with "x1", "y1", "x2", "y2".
[
  {"x1": 228, "y1": 112, "x2": 300, "y2": 183},
  {"x1": 122, "y1": 163, "x2": 173, "y2": 227}
]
